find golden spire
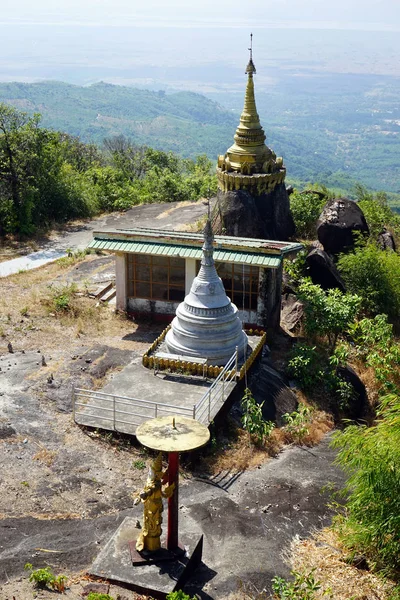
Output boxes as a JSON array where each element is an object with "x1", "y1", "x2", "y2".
[
  {"x1": 221, "y1": 34, "x2": 269, "y2": 174},
  {"x1": 216, "y1": 35, "x2": 286, "y2": 195}
]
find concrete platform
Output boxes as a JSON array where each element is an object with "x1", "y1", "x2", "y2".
[
  {"x1": 89, "y1": 517, "x2": 204, "y2": 597},
  {"x1": 74, "y1": 336, "x2": 260, "y2": 434}
]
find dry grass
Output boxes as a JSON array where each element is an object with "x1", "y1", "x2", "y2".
[
  {"x1": 0, "y1": 256, "x2": 144, "y2": 355},
  {"x1": 282, "y1": 408, "x2": 334, "y2": 447},
  {"x1": 199, "y1": 405, "x2": 334, "y2": 476},
  {"x1": 222, "y1": 529, "x2": 397, "y2": 600},
  {"x1": 288, "y1": 528, "x2": 396, "y2": 600},
  {"x1": 352, "y1": 359, "x2": 382, "y2": 409},
  {"x1": 33, "y1": 448, "x2": 58, "y2": 467},
  {"x1": 205, "y1": 428, "x2": 283, "y2": 473}
]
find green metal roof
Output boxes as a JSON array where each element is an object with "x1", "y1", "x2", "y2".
[
  {"x1": 89, "y1": 238, "x2": 282, "y2": 268},
  {"x1": 93, "y1": 226, "x2": 303, "y2": 256}
]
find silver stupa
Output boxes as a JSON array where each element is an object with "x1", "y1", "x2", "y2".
[{"x1": 165, "y1": 220, "x2": 248, "y2": 365}]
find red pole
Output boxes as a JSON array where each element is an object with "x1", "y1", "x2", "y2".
[{"x1": 167, "y1": 451, "x2": 179, "y2": 550}]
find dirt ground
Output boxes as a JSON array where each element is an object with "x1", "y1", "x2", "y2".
[{"x1": 0, "y1": 254, "x2": 166, "y2": 599}]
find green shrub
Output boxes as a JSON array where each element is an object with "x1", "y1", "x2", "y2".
[
  {"x1": 271, "y1": 569, "x2": 331, "y2": 599},
  {"x1": 241, "y1": 388, "x2": 275, "y2": 445},
  {"x1": 332, "y1": 393, "x2": 400, "y2": 577},
  {"x1": 289, "y1": 191, "x2": 327, "y2": 238},
  {"x1": 282, "y1": 404, "x2": 313, "y2": 443},
  {"x1": 347, "y1": 314, "x2": 400, "y2": 395},
  {"x1": 24, "y1": 563, "x2": 67, "y2": 592},
  {"x1": 46, "y1": 283, "x2": 78, "y2": 314},
  {"x1": 355, "y1": 183, "x2": 400, "y2": 241},
  {"x1": 286, "y1": 343, "x2": 324, "y2": 390},
  {"x1": 297, "y1": 280, "x2": 361, "y2": 351},
  {"x1": 87, "y1": 593, "x2": 115, "y2": 600},
  {"x1": 337, "y1": 243, "x2": 400, "y2": 321},
  {"x1": 166, "y1": 591, "x2": 197, "y2": 600}
]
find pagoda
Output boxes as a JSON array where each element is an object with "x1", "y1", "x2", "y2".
[
  {"x1": 165, "y1": 220, "x2": 248, "y2": 365},
  {"x1": 215, "y1": 35, "x2": 294, "y2": 241}
]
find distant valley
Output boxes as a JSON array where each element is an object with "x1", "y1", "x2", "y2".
[{"x1": 0, "y1": 77, "x2": 399, "y2": 206}]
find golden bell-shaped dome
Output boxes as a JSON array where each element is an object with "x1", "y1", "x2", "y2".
[{"x1": 216, "y1": 35, "x2": 286, "y2": 195}]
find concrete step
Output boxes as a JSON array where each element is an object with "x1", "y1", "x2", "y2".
[
  {"x1": 100, "y1": 288, "x2": 116, "y2": 303},
  {"x1": 91, "y1": 281, "x2": 114, "y2": 299}
]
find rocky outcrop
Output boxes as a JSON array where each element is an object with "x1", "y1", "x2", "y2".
[
  {"x1": 378, "y1": 229, "x2": 396, "y2": 251},
  {"x1": 305, "y1": 248, "x2": 346, "y2": 291},
  {"x1": 317, "y1": 198, "x2": 369, "y2": 254},
  {"x1": 336, "y1": 365, "x2": 367, "y2": 420},
  {"x1": 281, "y1": 293, "x2": 304, "y2": 334},
  {"x1": 214, "y1": 183, "x2": 295, "y2": 241},
  {"x1": 213, "y1": 189, "x2": 265, "y2": 238},
  {"x1": 250, "y1": 356, "x2": 298, "y2": 426}
]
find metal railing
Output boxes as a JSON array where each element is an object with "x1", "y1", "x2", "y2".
[
  {"x1": 73, "y1": 348, "x2": 239, "y2": 432},
  {"x1": 193, "y1": 349, "x2": 238, "y2": 424},
  {"x1": 73, "y1": 389, "x2": 195, "y2": 433}
]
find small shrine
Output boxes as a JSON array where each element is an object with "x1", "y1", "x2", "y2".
[{"x1": 165, "y1": 219, "x2": 248, "y2": 365}]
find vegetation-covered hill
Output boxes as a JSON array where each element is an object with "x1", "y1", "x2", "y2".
[
  {"x1": 0, "y1": 81, "x2": 235, "y2": 158},
  {"x1": 1, "y1": 79, "x2": 399, "y2": 210}
]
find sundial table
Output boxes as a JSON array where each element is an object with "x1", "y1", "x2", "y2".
[{"x1": 135, "y1": 415, "x2": 210, "y2": 552}]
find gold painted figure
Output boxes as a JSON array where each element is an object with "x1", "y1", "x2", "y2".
[{"x1": 133, "y1": 453, "x2": 175, "y2": 552}]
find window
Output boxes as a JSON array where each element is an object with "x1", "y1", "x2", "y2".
[
  {"x1": 127, "y1": 254, "x2": 185, "y2": 302},
  {"x1": 196, "y1": 261, "x2": 260, "y2": 310}
]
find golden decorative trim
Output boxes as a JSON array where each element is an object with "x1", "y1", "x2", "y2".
[{"x1": 142, "y1": 328, "x2": 266, "y2": 380}]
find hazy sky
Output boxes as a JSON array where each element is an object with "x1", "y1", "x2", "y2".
[{"x1": 2, "y1": 0, "x2": 400, "y2": 30}]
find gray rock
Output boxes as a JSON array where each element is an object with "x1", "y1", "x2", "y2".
[
  {"x1": 317, "y1": 198, "x2": 369, "y2": 254},
  {"x1": 213, "y1": 189, "x2": 265, "y2": 238},
  {"x1": 378, "y1": 230, "x2": 396, "y2": 251},
  {"x1": 336, "y1": 365, "x2": 367, "y2": 419},
  {"x1": 250, "y1": 357, "x2": 298, "y2": 425},
  {"x1": 281, "y1": 293, "x2": 304, "y2": 333},
  {"x1": 214, "y1": 183, "x2": 295, "y2": 241},
  {"x1": 305, "y1": 248, "x2": 346, "y2": 291}
]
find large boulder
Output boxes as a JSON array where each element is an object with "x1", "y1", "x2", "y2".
[
  {"x1": 281, "y1": 293, "x2": 304, "y2": 333},
  {"x1": 336, "y1": 365, "x2": 367, "y2": 420},
  {"x1": 378, "y1": 229, "x2": 396, "y2": 251},
  {"x1": 214, "y1": 183, "x2": 295, "y2": 241},
  {"x1": 213, "y1": 189, "x2": 264, "y2": 238},
  {"x1": 255, "y1": 182, "x2": 295, "y2": 241},
  {"x1": 305, "y1": 248, "x2": 346, "y2": 291},
  {"x1": 317, "y1": 198, "x2": 369, "y2": 254},
  {"x1": 250, "y1": 357, "x2": 298, "y2": 426}
]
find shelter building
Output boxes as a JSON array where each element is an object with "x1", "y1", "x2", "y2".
[{"x1": 88, "y1": 227, "x2": 302, "y2": 329}]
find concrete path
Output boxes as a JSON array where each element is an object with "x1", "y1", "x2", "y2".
[
  {"x1": 0, "y1": 200, "x2": 209, "y2": 278},
  {"x1": 0, "y1": 249, "x2": 67, "y2": 277}
]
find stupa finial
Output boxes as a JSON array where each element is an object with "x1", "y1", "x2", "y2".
[
  {"x1": 202, "y1": 218, "x2": 214, "y2": 267},
  {"x1": 246, "y1": 33, "x2": 256, "y2": 75}
]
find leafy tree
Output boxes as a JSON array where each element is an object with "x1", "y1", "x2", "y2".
[
  {"x1": 0, "y1": 103, "x2": 43, "y2": 233},
  {"x1": 354, "y1": 183, "x2": 400, "y2": 242},
  {"x1": 332, "y1": 394, "x2": 400, "y2": 577},
  {"x1": 289, "y1": 191, "x2": 327, "y2": 238},
  {"x1": 337, "y1": 243, "x2": 400, "y2": 321},
  {"x1": 297, "y1": 280, "x2": 361, "y2": 351}
]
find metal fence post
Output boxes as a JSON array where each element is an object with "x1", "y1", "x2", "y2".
[
  {"x1": 155, "y1": 404, "x2": 158, "y2": 417},
  {"x1": 192, "y1": 405, "x2": 196, "y2": 419},
  {"x1": 113, "y1": 396, "x2": 116, "y2": 431},
  {"x1": 235, "y1": 346, "x2": 239, "y2": 379}
]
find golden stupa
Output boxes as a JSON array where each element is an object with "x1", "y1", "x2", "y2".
[{"x1": 216, "y1": 35, "x2": 286, "y2": 196}]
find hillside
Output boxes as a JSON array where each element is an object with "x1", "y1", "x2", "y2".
[
  {"x1": 0, "y1": 79, "x2": 399, "y2": 208},
  {"x1": 0, "y1": 81, "x2": 236, "y2": 158}
]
